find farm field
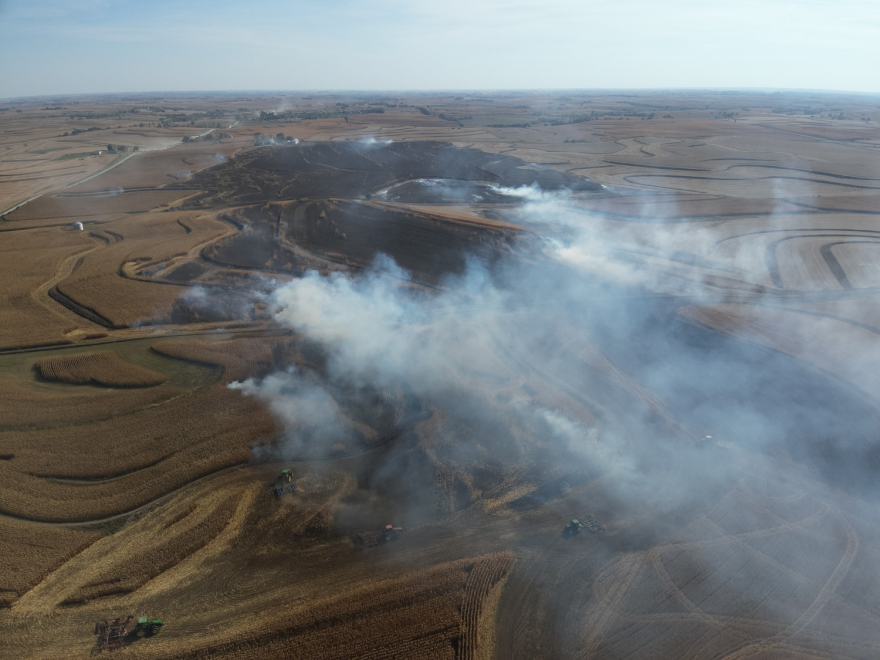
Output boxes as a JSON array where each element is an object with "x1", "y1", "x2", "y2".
[{"x1": 2, "y1": 90, "x2": 880, "y2": 659}]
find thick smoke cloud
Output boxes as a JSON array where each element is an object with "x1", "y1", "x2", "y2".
[
  {"x1": 228, "y1": 184, "x2": 880, "y2": 504},
  {"x1": 194, "y1": 142, "x2": 880, "y2": 656},
  {"x1": 222, "y1": 181, "x2": 880, "y2": 657},
  {"x1": 226, "y1": 190, "x2": 630, "y2": 474}
]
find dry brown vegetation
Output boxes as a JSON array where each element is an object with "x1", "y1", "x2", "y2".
[
  {"x1": 61, "y1": 491, "x2": 241, "y2": 606},
  {"x1": 0, "y1": 224, "x2": 96, "y2": 349},
  {"x1": 130, "y1": 552, "x2": 511, "y2": 660},
  {"x1": 53, "y1": 211, "x2": 230, "y2": 327},
  {"x1": 0, "y1": 387, "x2": 274, "y2": 521},
  {"x1": 36, "y1": 351, "x2": 167, "y2": 387},
  {"x1": 4, "y1": 91, "x2": 880, "y2": 659},
  {"x1": 0, "y1": 376, "x2": 184, "y2": 428},
  {"x1": 144, "y1": 553, "x2": 514, "y2": 660},
  {"x1": 152, "y1": 337, "x2": 278, "y2": 383},
  {"x1": 0, "y1": 519, "x2": 100, "y2": 608}
]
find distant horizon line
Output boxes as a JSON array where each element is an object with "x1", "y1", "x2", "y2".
[{"x1": 3, "y1": 86, "x2": 880, "y2": 104}]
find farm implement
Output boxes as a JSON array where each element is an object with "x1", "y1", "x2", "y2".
[
  {"x1": 92, "y1": 615, "x2": 164, "y2": 653},
  {"x1": 563, "y1": 514, "x2": 604, "y2": 536},
  {"x1": 353, "y1": 524, "x2": 404, "y2": 549},
  {"x1": 272, "y1": 468, "x2": 297, "y2": 498}
]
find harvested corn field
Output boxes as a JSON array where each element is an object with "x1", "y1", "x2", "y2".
[{"x1": 0, "y1": 519, "x2": 100, "y2": 608}]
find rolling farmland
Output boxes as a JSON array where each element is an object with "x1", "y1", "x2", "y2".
[{"x1": 2, "y1": 91, "x2": 880, "y2": 659}]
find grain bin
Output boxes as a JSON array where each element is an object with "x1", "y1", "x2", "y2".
[{"x1": 72, "y1": 221, "x2": 84, "y2": 231}]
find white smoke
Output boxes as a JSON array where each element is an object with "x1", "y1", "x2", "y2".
[
  {"x1": 357, "y1": 136, "x2": 393, "y2": 147},
  {"x1": 225, "y1": 182, "x2": 880, "y2": 503}
]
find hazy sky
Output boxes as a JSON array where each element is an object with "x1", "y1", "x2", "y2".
[{"x1": 1, "y1": 0, "x2": 879, "y2": 98}]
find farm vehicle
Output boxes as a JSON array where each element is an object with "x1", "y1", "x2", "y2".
[
  {"x1": 133, "y1": 617, "x2": 165, "y2": 638},
  {"x1": 93, "y1": 615, "x2": 164, "y2": 652},
  {"x1": 273, "y1": 468, "x2": 297, "y2": 498},
  {"x1": 563, "y1": 514, "x2": 604, "y2": 536},
  {"x1": 353, "y1": 524, "x2": 404, "y2": 549}
]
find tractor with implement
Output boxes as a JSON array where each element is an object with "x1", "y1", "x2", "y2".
[
  {"x1": 564, "y1": 514, "x2": 604, "y2": 536},
  {"x1": 272, "y1": 468, "x2": 297, "y2": 498},
  {"x1": 352, "y1": 531, "x2": 380, "y2": 548},
  {"x1": 353, "y1": 524, "x2": 404, "y2": 549},
  {"x1": 132, "y1": 617, "x2": 165, "y2": 639},
  {"x1": 92, "y1": 615, "x2": 164, "y2": 652},
  {"x1": 93, "y1": 616, "x2": 132, "y2": 653},
  {"x1": 383, "y1": 524, "x2": 404, "y2": 541},
  {"x1": 563, "y1": 519, "x2": 583, "y2": 535}
]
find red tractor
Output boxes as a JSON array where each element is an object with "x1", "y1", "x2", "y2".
[
  {"x1": 383, "y1": 524, "x2": 404, "y2": 541},
  {"x1": 353, "y1": 524, "x2": 404, "y2": 549}
]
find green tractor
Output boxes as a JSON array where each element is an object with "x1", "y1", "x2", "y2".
[
  {"x1": 273, "y1": 469, "x2": 297, "y2": 498},
  {"x1": 564, "y1": 519, "x2": 582, "y2": 535},
  {"x1": 132, "y1": 617, "x2": 165, "y2": 638}
]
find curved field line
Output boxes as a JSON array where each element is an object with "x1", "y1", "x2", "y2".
[
  {"x1": 657, "y1": 504, "x2": 831, "y2": 553},
  {"x1": 648, "y1": 548, "x2": 742, "y2": 637},
  {"x1": 714, "y1": 509, "x2": 860, "y2": 660},
  {"x1": 721, "y1": 164, "x2": 880, "y2": 182},
  {"x1": 0, "y1": 325, "x2": 288, "y2": 358},
  {"x1": 783, "y1": 199, "x2": 880, "y2": 216},
  {"x1": 700, "y1": 516, "x2": 826, "y2": 596},
  {"x1": 625, "y1": 173, "x2": 880, "y2": 192},
  {"x1": 787, "y1": 510, "x2": 859, "y2": 635},
  {"x1": 47, "y1": 285, "x2": 116, "y2": 327},
  {"x1": 603, "y1": 160, "x2": 710, "y2": 172},
  {"x1": 820, "y1": 240, "x2": 880, "y2": 290},
  {"x1": 610, "y1": 541, "x2": 880, "y2": 660},
  {"x1": 620, "y1": 608, "x2": 880, "y2": 657},
  {"x1": 755, "y1": 123, "x2": 880, "y2": 151},
  {"x1": 620, "y1": 174, "x2": 715, "y2": 195},
  {"x1": 0, "y1": 464, "x2": 244, "y2": 528},
  {"x1": 753, "y1": 303, "x2": 880, "y2": 338},
  {"x1": 122, "y1": 211, "x2": 236, "y2": 283},
  {"x1": 731, "y1": 479, "x2": 806, "y2": 510},
  {"x1": 0, "y1": 119, "x2": 239, "y2": 218},
  {"x1": 720, "y1": 641, "x2": 837, "y2": 660},
  {"x1": 763, "y1": 233, "x2": 867, "y2": 288},
  {"x1": 575, "y1": 554, "x2": 646, "y2": 660},
  {"x1": 710, "y1": 228, "x2": 880, "y2": 254},
  {"x1": 29, "y1": 241, "x2": 105, "y2": 329}
]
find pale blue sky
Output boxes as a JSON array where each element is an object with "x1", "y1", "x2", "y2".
[{"x1": 1, "y1": 0, "x2": 878, "y2": 98}]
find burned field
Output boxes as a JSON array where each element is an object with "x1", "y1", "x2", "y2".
[
  {"x1": 170, "y1": 141, "x2": 590, "y2": 286},
  {"x1": 4, "y1": 92, "x2": 880, "y2": 659},
  {"x1": 179, "y1": 140, "x2": 599, "y2": 205}
]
